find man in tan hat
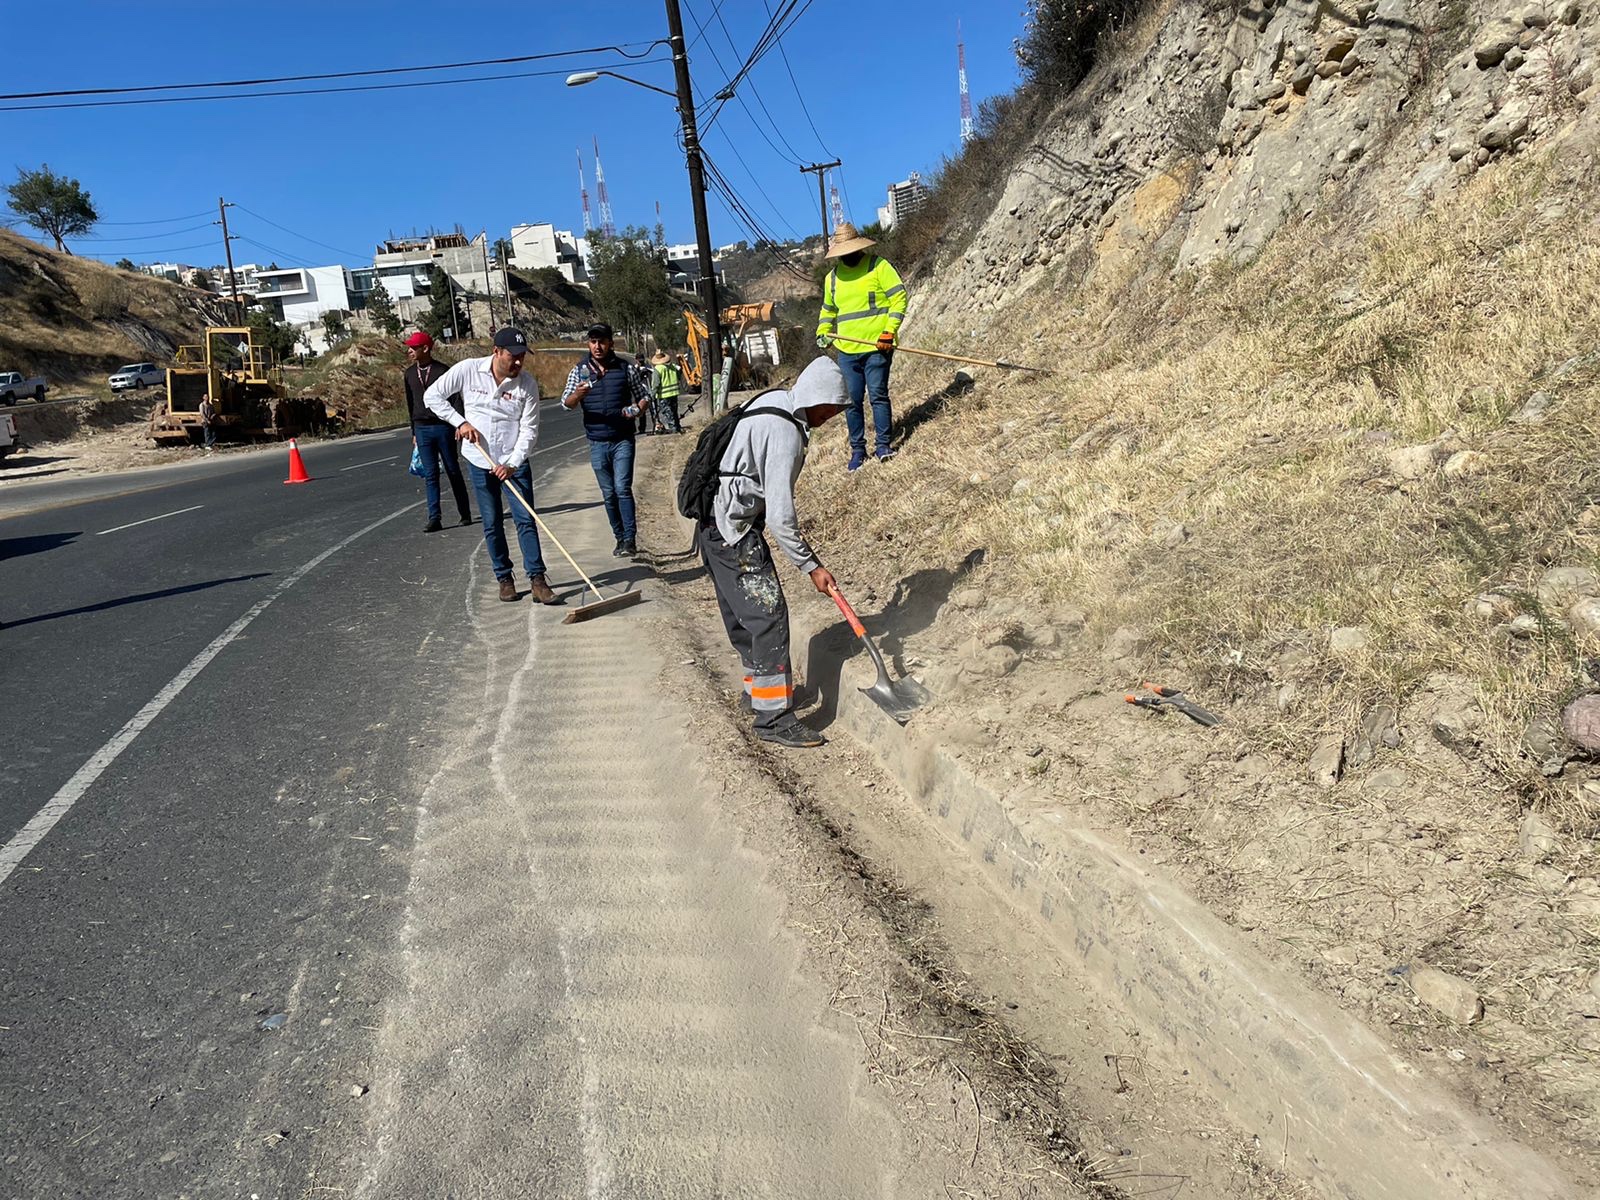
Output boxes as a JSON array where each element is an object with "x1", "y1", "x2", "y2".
[
  {"x1": 650, "y1": 349, "x2": 684, "y2": 434},
  {"x1": 815, "y1": 222, "x2": 907, "y2": 471}
]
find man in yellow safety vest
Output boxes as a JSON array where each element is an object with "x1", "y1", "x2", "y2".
[
  {"x1": 650, "y1": 349, "x2": 684, "y2": 434},
  {"x1": 815, "y1": 222, "x2": 907, "y2": 471}
]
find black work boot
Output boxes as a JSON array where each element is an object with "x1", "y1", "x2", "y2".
[
  {"x1": 756, "y1": 721, "x2": 826, "y2": 748},
  {"x1": 612, "y1": 540, "x2": 628, "y2": 557},
  {"x1": 621, "y1": 538, "x2": 637, "y2": 557},
  {"x1": 423, "y1": 517, "x2": 443, "y2": 533}
]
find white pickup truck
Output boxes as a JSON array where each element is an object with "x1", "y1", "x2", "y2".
[
  {"x1": 0, "y1": 409, "x2": 18, "y2": 461},
  {"x1": 0, "y1": 371, "x2": 46, "y2": 405}
]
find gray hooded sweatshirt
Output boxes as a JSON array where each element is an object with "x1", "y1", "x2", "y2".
[{"x1": 712, "y1": 357, "x2": 847, "y2": 574}]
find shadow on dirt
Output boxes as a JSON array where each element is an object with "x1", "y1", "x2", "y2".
[
  {"x1": 806, "y1": 547, "x2": 986, "y2": 730},
  {"x1": 893, "y1": 370, "x2": 974, "y2": 452}
]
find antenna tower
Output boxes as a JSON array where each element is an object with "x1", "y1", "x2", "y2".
[
  {"x1": 958, "y1": 22, "x2": 974, "y2": 144},
  {"x1": 593, "y1": 137, "x2": 617, "y2": 239},
  {"x1": 577, "y1": 148, "x2": 593, "y2": 232},
  {"x1": 829, "y1": 179, "x2": 846, "y2": 230}
]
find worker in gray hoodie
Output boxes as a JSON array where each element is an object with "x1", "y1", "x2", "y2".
[{"x1": 699, "y1": 356, "x2": 848, "y2": 748}]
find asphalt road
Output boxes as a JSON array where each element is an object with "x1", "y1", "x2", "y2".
[{"x1": 0, "y1": 409, "x2": 935, "y2": 1198}]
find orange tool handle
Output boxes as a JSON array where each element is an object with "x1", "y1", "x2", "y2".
[{"x1": 827, "y1": 584, "x2": 869, "y2": 639}]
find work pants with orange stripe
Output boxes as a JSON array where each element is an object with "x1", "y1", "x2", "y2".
[{"x1": 696, "y1": 522, "x2": 794, "y2": 730}]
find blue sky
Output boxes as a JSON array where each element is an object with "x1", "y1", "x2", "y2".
[{"x1": 0, "y1": 1, "x2": 1022, "y2": 269}]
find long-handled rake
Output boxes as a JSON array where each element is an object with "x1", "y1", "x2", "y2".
[{"x1": 478, "y1": 445, "x2": 643, "y2": 624}]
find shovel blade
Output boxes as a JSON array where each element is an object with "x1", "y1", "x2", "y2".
[
  {"x1": 561, "y1": 590, "x2": 644, "y2": 624},
  {"x1": 859, "y1": 675, "x2": 932, "y2": 725}
]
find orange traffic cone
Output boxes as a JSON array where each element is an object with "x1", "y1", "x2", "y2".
[{"x1": 284, "y1": 438, "x2": 312, "y2": 484}]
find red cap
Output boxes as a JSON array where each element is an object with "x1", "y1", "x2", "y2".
[{"x1": 403, "y1": 330, "x2": 433, "y2": 348}]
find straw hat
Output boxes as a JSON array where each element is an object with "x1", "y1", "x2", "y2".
[
  {"x1": 824, "y1": 222, "x2": 877, "y2": 259},
  {"x1": 650, "y1": 350, "x2": 671, "y2": 365}
]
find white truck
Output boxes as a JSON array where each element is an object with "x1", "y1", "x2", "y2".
[
  {"x1": 0, "y1": 409, "x2": 18, "y2": 461},
  {"x1": 0, "y1": 371, "x2": 46, "y2": 405}
]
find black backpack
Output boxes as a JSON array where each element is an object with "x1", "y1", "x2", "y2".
[{"x1": 676, "y1": 399, "x2": 806, "y2": 523}]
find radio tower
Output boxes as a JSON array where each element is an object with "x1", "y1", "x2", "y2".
[
  {"x1": 593, "y1": 137, "x2": 617, "y2": 239},
  {"x1": 577, "y1": 147, "x2": 593, "y2": 233},
  {"x1": 958, "y1": 22, "x2": 974, "y2": 144},
  {"x1": 829, "y1": 179, "x2": 846, "y2": 231}
]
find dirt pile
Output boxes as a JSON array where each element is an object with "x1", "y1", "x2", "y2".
[
  {"x1": 0, "y1": 229, "x2": 230, "y2": 392},
  {"x1": 779, "y1": 0, "x2": 1600, "y2": 1188}
]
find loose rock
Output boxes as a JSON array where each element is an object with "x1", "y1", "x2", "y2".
[
  {"x1": 1537, "y1": 565, "x2": 1600, "y2": 609},
  {"x1": 1522, "y1": 714, "x2": 1569, "y2": 776},
  {"x1": 1410, "y1": 966, "x2": 1485, "y2": 1024},
  {"x1": 1518, "y1": 809, "x2": 1562, "y2": 860},
  {"x1": 1309, "y1": 737, "x2": 1345, "y2": 787},
  {"x1": 1105, "y1": 625, "x2": 1148, "y2": 663},
  {"x1": 1472, "y1": 18, "x2": 1523, "y2": 67},
  {"x1": 1442, "y1": 450, "x2": 1487, "y2": 478},
  {"x1": 1561, "y1": 693, "x2": 1600, "y2": 751},
  {"x1": 1569, "y1": 597, "x2": 1600, "y2": 639},
  {"x1": 1508, "y1": 390, "x2": 1552, "y2": 424},
  {"x1": 1330, "y1": 625, "x2": 1371, "y2": 653},
  {"x1": 1362, "y1": 704, "x2": 1403, "y2": 749},
  {"x1": 1386, "y1": 443, "x2": 1439, "y2": 479},
  {"x1": 1432, "y1": 689, "x2": 1483, "y2": 750}
]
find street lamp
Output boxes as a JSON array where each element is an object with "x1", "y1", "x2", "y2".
[{"x1": 566, "y1": 6, "x2": 724, "y2": 412}]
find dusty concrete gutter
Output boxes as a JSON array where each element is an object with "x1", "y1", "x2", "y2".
[{"x1": 783, "y1": 596, "x2": 1576, "y2": 1200}]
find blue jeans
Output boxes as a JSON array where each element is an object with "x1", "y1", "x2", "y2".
[
  {"x1": 414, "y1": 422, "x2": 471, "y2": 523},
  {"x1": 588, "y1": 438, "x2": 636, "y2": 542},
  {"x1": 469, "y1": 462, "x2": 546, "y2": 581},
  {"x1": 837, "y1": 349, "x2": 894, "y2": 456}
]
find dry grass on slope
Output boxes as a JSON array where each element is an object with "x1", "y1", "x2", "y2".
[
  {"x1": 796, "y1": 147, "x2": 1600, "y2": 1171},
  {"x1": 806, "y1": 149, "x2": 1600, "y2": 829}
]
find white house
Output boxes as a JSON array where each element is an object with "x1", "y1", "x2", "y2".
[{"x1": 508, "y1": 223, "x2": 589, "y2": 284}]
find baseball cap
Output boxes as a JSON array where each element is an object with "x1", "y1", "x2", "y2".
[
  {"x1": 586, "y1": 322, "x2": 614, "y2": 340},
  {"x1": 403, "y1": 330, "x2": 433, "y2": 348},
  {"x1": 493, "y1": 327, "x2": 531, "y2": 354}
]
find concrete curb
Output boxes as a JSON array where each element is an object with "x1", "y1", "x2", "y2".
[{"x1": 785, "y1": 598, "x2": 1575, "y2": 1200}]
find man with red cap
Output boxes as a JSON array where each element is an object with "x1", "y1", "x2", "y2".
[{"x1": 403, "y1": 330, "x2": 472, "y2": 531}]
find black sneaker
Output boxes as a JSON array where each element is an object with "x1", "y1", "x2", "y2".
[
  {"x1": 612, "y1": 540, "x2": 627, "y2": 557},
  {"x1": 756, "y1": 722, "x2": 826, "y2": 748},
  {"x1": 622, "y1": 539, "x2": 637, "y2": 557},
  {"x1": 423, "y1": 517, "x2": 443, "y2": 533},
  {"x1": 458, "y1": 513, "x2": 474, "y2": 526}
]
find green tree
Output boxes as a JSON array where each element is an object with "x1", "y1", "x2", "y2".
[
  {"x1": 587, "y1": 225, "x2": 678, "y2": 351},
  {"x1": 245, "y1": 310, "x2": 298, "y2": 363},
  {"x1": 421, "y1": 266, "x2": 463, "y2": 340},
  {"x1": 4, "y1": 165, "x2": 97, "y2": 253},
  {"x1": 493, "y1": 237, "x2": 513, "y2": 265},
  {"x1": 367, "y1": 278, "x2": 402, "y2": 337},
  {"x1": 191, "y1": 267, "x2": 214, "y2": 290},
  {"x1": 114, "y1": 257, "x2": 137, "y2": 272},
  {"x1": 322, "y1": 310, "x2": 349, "y2": 345}
]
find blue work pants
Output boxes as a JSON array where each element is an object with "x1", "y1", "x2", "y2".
[
  {"x1": 588, "y1": 438, "x2": 637, "y2": 542},
  {"x1": 837, "y1": 349, "x2": 894, "y2": 456}
]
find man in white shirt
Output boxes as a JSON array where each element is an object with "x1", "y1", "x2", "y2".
[{"x1": 423, "y1": 327, "x2": 559, "y2": 605}]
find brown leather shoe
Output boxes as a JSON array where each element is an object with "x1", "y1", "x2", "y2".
[
  {"x1": 498, "y1": 577, "x2": 518, "y2": 602},
  {"x1": 528, "y1": 573, "x2": 560, "y2": 605}
]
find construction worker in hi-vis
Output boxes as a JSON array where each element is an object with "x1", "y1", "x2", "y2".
[{"x1": 815, "y1": 222, "x2": 907, "y2": 472}]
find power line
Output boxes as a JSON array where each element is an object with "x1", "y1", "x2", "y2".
[
  {"x1": 699, "y1": 0, "x2": 818, "y2": 135},
  {"x1": 231, "y1": 204, "x2": 367, "y2": 261},
  {"x1": 0, "y1": 42, "x2": 664, "y2": 101},
  {"x1": 703, "y1": 126, "x2": 799, "y2": 238},
  {"x1": 78, "y1": 221, "x2": 217, "y2": 242},
  {"x1": 94, "y1": 210, "x2": 215, "y2": 226},
  {"x1": 231, "y1": 234, "x2": 313, "y2": 268},
  {"x1": 760, "y1": 0, "x2": 837, "y2": 162},
  {"x1": 711, "y1": 4, "x2": 808, "y2": 166},
  {"x1": 79, "y1": 241, "x2": 216, "y2": 258},
  {"x1": 700, "y1": 152, "x2": 810, "y2": 283},
  {"x1": 0, "y1": 59, "x2": 671, "y2": 113}
]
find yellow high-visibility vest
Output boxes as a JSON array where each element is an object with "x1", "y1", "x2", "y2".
[
  {"x1": 816, "y1": 254, "x2": 907, "y2": 349},
  {"x1": 654, "y1": 363, "x2": 681, "y2": 399}
]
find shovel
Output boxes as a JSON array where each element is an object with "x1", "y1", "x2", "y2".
[
  {"x1": 477, "y1": 445, "x2": 643, "y2": 624},
  {"x1": 827, "y1": 583, "x2": 931, "y2": 724}
]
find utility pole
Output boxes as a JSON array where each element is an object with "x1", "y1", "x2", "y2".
[
  {"x1": 480, "y1": 231, "x2": 497, "y2": 331},
  {"x1": 664, "y1": 0, "x2": 723, "y2": 411},
  {"x1": 799, "y1": 160, "x2": 841, "y2": 251},
  {"x1": 217, "y1": 197, "x2": 242, "y2": 325}
]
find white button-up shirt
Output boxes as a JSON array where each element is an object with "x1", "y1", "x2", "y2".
[{"x1": 422, "y1": 355, "x2": 540, "y2": 471}]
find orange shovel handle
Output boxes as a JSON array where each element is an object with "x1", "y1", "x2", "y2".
[{"x1": 827, "y1": 584, "x2": 869, "y2": 639}]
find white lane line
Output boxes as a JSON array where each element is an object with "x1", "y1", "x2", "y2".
[
  {"x1": 340, "y1": 456, "x2": 401, "y2": 472},
  {"x1": 0, "y1": 501, "x2": 421, "y2": 891},
  {"x1": 96, "y1": 505, "x2": 204, "y2": 536}
]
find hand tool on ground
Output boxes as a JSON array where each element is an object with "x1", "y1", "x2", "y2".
[
  {"x1": 824, "y1": 333, "x2": 1054, "y2": 375},
  {"x1": 826, "y1": 582, "x2": 931, "y2": 724},
  {"x1": 476, "y1": 444, "x2": 643, "y2": 624},
  {"x1": 1124, "y1": 682, "x2": 1221, "y2": 727}
]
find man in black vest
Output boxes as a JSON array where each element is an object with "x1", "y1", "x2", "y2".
[
  {"x1": 403, "y1": 330, "x2": 472, "y2": 532},
  {"x1": 560, "y1": 322, "x2": 652, "y2": 557}
]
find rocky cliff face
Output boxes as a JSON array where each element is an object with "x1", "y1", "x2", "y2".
[{"x1": 917, "y1": 0, "x2": 1597, "y2": 328}]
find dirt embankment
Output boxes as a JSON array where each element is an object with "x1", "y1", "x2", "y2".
[
  {"x1": 0, "y1": 228, "x2": 229, "y2": 393},
  {"x1": 717, "y1": 0, "x2": 1600, "y2": 1184}
]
